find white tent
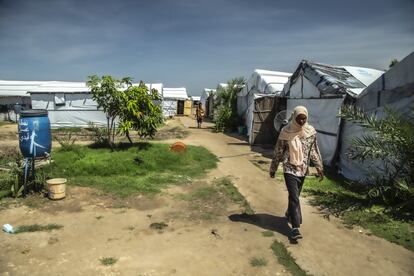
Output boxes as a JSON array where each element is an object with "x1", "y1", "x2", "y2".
[
  {"x1": 237, "y1": 69, "x2": 291, "y2": 144},
  {"x1": 284, "y1": 61, "x2": 384, "y2": 165},
  {"x1": 28, "y1": 81, "x2": 164, "y2": 128},
  {"x1": 28, "y1": 81, "x2": 106, "y2": 128},
  {"x1": 0, "y1": 80, "x2": 50, "y2": 120},
  {"x1": 162, "y1": 87, "x2": 188, "y2": 117},
  {"x1": 201, "y1": 88, "x2": 215, "y2": 107},
  {"x1": 339, "y1": 51, "x2": 414, "y2": 180}
]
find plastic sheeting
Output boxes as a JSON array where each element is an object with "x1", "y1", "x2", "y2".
[
  {"x1": 338, "y1": 51, "x2": 414, "y2": 180},
  {"x1": 237, "y1": 69, "x2": 291, "y2": 143},
  {"x1": 285, "y1": 61, "x2": 383, "y2": 98},
  {"x1": 287, "y1": 98, "x2": 345, "y2": 165},
  {"x1": 162, "y1": 87, "x2": 188, "y2": 100},
  {"x1": 47, "y1": 110, "x2": 108, "y2": 128},
  {"x1": 163, "y1": 100, "x2": 177, "y2": 117},
  {"x1": 201, "y1": 88, "x2": 215, "y2": 107}
]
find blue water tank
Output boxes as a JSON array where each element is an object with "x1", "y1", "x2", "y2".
[{"x1": 18, "y1": 110, "x2": 52, "y2": 158}]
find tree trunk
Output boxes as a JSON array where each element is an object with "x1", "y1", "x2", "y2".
[
  {"x1": 126, "y1": 129, "x2": 133, "y2": 144},
  {"x1": 106, "y1": 117, "x2": 112, "y2": 149}
]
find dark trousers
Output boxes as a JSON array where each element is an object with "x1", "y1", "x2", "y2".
[{"x1": 284, "y1": 173, "x2": 305, "y2": 228}]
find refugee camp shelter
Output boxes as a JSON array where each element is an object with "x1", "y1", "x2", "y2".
[
  {"x1": 28, "y1": 81, "x2": 164, "y2": 128},
  {"x1": 28, "y1": 81, "x2": 107, "y2": 127},
  {"x1": 339, "y1": 51, "x2": 414, "y2": 180},
  {"x1": 162, "y1": 87, "x2": 188, "y2": 117},
  {"x1": 205, "y1": 89, "x2": 217, "y2": 119},
  {"x1": 190, "y1": 96, "x2": 201, "y2": 116},
  {"x1": 200, "y1": 88, "x2": 215, "y2": 108},
  {"x1": 0, "y1": 80, "x2": 49, "y2": 121},
  {"x1": 284, "y1": 61, "x2": 384, "y2": 165},
  {"x1": 237, "y1": 69, "x2": 291, "y2": 145}
]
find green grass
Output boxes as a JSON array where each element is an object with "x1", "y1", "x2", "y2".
[
  {"x1": 13, "y1": 223, "x2": 63, "y2": 234},
  {"x1": 271, "y1": 240, "x2": 311, "y2": 276},
  {"x1": 176, "y1": 177, "x2": 254, "y2": 215},
  {"x1": 262, "y1": 230, "x2": 274, "y2": 237},
  {"x1": 214, "y1": 177, "x2": 254, "y2": 214},
  {"x1": 303, "y1": 174, "x2": 414, "y2": 252},
  {"x1": 52, "y1": 127, "x2": 82, "y2": 133},
  {"x1": 100, "y1": 257, "x2": 118, "y2": 266},
  {"x1": 175, "y1": 186, "x2": 217, "y2": 201},
  {"x1": 40, "y1": 143, "x2": 217, "y2": 197},
  {"x1": 249, "y1": 257, "x2": 268, "y2": 267}
]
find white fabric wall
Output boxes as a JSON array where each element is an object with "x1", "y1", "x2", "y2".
[
  {"x1": 31, "y1": 94, "x2": 54, "y2": 110},
  {"x1": 289, "y1": 76, "x2": 320, "y2": 99},
  {"x1": 48, "y1": 110, "x2": 107, "y2": 128},
  {"x1": 163, "y1": 100, "x2": 177, "y2": 117},
  {"x1": 287, "y1": 97, "x2": 345, "y2": 165},
  {"x1": 339, "y1": 94, "x2": 414, "y2": 180},
  {"x1": 30, "y1": 93, "x2": 107, "y2": 127}
]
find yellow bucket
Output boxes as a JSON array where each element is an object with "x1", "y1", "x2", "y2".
[{"x1": 47, "y1": 178, "x2": 67, "y2": 200}]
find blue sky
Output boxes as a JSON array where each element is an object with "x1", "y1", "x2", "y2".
[{"x1": 0, "y1": 0, "x2": 413, "y2": 95}]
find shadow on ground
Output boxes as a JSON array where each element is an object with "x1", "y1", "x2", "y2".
[{"x1": 229, "y1": 213, "x2": 291, "y2": 238}]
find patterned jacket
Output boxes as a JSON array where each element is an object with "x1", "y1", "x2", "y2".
[{"x1": 269, "y1": 134, "x2": 323, "y2": 177}]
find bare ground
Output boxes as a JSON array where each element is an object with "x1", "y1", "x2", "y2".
[{"x1": 1, "y1": 117, "x2": 414, "y2": 275}]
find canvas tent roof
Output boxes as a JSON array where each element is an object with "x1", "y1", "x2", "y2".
[
  {"x1": 239, "y1": 69, "x2": 292, "y2": 97},
  {"x1": 28, "y1": 81, "x2": 90, "y2": 93},
  {"x1": 285, "y1": 61, "x2": 384, "y2": 98},
  {"x1": 162, "y1": 87, "x2": 188, "y2": 100},
  {"x1": 28, "y1": 81, "x2": 163, "y2": 94},
  {"x1": 0, "y1": 80, "x2": 51, "y2": 97}
]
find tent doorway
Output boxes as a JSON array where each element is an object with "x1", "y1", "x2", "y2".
[{"x1": 177, "y1": 100, "x2": 185, "y2": 115}]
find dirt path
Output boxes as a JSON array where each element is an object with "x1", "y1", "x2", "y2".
[
  {"x1": 177, "y1": 116, "x2": 414, "y2": 276},
  {"x1": 0, "y1": 119, "x2": 288, "y2": 276},
  {"x1": 1, "y1": 117, "x2": 413, "y2": 275}
]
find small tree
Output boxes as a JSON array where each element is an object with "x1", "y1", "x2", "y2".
[
  {"x1": 214, "y1": 77, "x2": 245, "y2": 132},
  {"x1": 339, "y1": 105, "x2": 414, "y2": 210},
  {"x1": 87, "y1": 75, "x2": 127, "y2": 148},
  {"x1": 118, "y1": 81, "x2": 163, "y2": 143},
  {"x1": 87, "y1": 75, "x2": 163, "y2": 148}
]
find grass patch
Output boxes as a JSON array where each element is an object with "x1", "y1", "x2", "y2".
[
  {"x1": 262, "y1": 230, "x2": 274, "y2": 237},
  {"x1": 271, "y1": 240, "x2": 310, "y2": 276},
  {"x1": 249, "y1": 257, "x2": 268, "y2": 267},
  {"x1": 100, "y1": 257, "x2": 118, "y2": 266},
  {"x1": 175, "y1": 186, "x2": 217, "y2": 201},
  {"x1": 303, "y1": 173, "x2": 414, "y2": 251},
  {"x1": 40, "y1": 143, "x2": 217, "y2": 197},
  {"x1": 95, "y1": 216, "x2": 103, "y2": 220},
  {"x1": 13, "y1": 223, "x2": 63, "y2": 234},
  {"x1": 214, "y1": 177, "x2": 254, "y2": 215}
]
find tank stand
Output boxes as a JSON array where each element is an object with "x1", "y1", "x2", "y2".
[{"x1": 23, "y1": 158, "x2": 36, "y2": 196}]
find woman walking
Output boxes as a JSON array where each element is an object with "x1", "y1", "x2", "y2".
[
  {"x1": 195, "y1": 103, "x2": 205, "y2": 128},
  {"x1": 269, "y1": 106, "x2": 324, "y2": 240}
]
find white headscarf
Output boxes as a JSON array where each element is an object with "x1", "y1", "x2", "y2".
[{"x1": 278, "y1": 106, "x2": 316, "y2": 166}]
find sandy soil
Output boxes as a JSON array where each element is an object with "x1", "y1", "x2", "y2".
[{"x1": 1, "y1": 117, "x2": 414, "y2": 276}]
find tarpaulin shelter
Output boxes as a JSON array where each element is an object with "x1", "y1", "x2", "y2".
[
  {"x1": 200, "y1": 88, "x2": 215, "y2": 109},
  {"x1": 339, "y1": 51, "x2": 414, "y2": 180},
  {"x1": 28, "y1": 81, "x2": 163, "y2": 128},
  {"x1": 205, "y1": 89, "x2": 217, "y2": 119},
  {"x1": 237, "y1": 69, "x2": 291, "y2": 145},
  {"x1": 283, "y1": 61, "x2": 384, "y2": 165},
  {"x1": 162, "y1": 87, "x2": 188, "y2": 117},
  {"x1": 0, "y1": 80, "x2": 50, "y2": 121}
]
